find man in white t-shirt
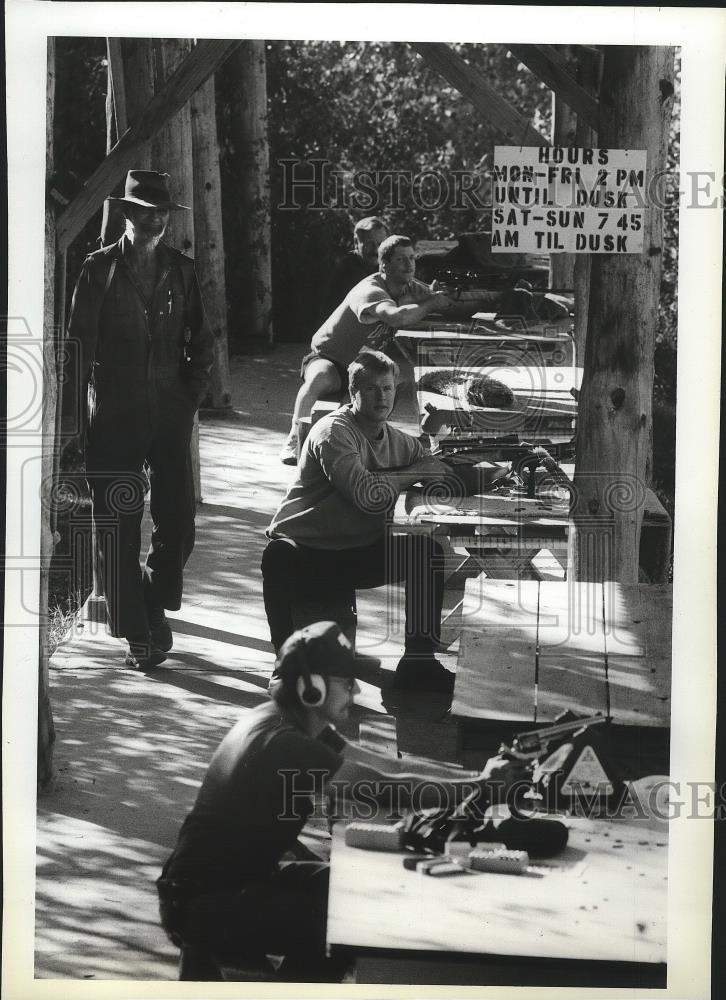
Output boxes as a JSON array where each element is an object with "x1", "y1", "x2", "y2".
[
  {"x1": 264, "y1": 350, "x2": 455, "y2": 693},
  {"x1": 279, "y1": 235, "x2": 454, "y2": 464}
]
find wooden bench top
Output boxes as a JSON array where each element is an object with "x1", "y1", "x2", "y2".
[
  {"x1": 327, "y1": 815, "x2": 667, "y2": 964},
  {"x1": 452, "y1": 579, "x2": 672, "y2": 727},
  {"x1": 394, "y1": 477, "x2": 669, "y2": 531},
  {"x1": 397, "y1": 325, "x2": 575, "y2": 344}
]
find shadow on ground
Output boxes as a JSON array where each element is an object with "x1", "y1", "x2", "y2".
[{"x1": 36, "y1": 345, "x2": 450, "y2": 982}]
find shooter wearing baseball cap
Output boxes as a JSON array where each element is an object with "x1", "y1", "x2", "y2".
[{"x1": 157, "y1": 622, "x2": 523, "y2": 982}]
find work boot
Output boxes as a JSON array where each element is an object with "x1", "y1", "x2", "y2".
[
  {"x1": 125, "y1": 635, "x2": 167, "y2": 671},
  {"x1": 143, "y1": 580, "x2": 173, "y2": 652},
  {"x1": 392, "y1": 653, "x2": 455, "y2": 694},
  {"x1": 147, "y1": 603, "x2": 173, "y2": 652},
  {"x1": 279, "y1": 427, "x2": 299, "y2": 466}
]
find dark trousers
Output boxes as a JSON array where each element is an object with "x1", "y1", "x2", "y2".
[
  {"x1": 261, "y1": 533, "x2": 445, "y2": 653},
  {"x1": 159, "y1": 862, "x2": 344, "y2": 981},
  {"x1": 85, "y1": 406, "x2": 196, "y2": 638}
]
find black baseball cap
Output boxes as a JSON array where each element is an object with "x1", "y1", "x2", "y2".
[{"x1": 272, "y1": 621, "x2": 381, "y2": 685}]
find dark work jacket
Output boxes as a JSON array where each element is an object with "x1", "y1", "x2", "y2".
[{"x1": 64, "y1": 236, "x2": 214, "y2": 439}]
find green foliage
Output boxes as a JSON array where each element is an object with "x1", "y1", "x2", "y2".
[
  {"x1": 53, "y1": 38, "x2": 678, "y2": 507},
  {"x1": 263, "y1": 41, "x2": 552, "y2": 337},
  {"x1": 651, "y1": 52, "x2": 680, "y2": 515}
]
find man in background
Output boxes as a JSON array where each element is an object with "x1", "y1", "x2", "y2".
[
  {"x1": 320, "y1": 215, "x2": 390, "y2": 318},
  {"x1": 280, "y1": 234, "x2": 453, "y2": 464},
  {"x1": 62, "y1": 169, "x2": 214, "y2": 669}
]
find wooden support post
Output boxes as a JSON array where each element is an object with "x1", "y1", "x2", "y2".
[
  {"x1": 223, "y1": 40, "x2": 274, "y2": 349},
  {"x1": 570, "y1": 46, "x2": 674, "y2": 584},
  {"x1": 57, "y1": 38, "x2": 241, "y2": 252},
  {"x1": 572, "y1": 46, "x2": 603, "y2": 362},
  {"x1": 191, "y1": 71, "x2": 233, "y2": 407},
  {"x1": 107, "y1": 37, "x2": 128, "y2": 134},
  {"x1": 151, "y1": 38, "x2": 201, "y2": 501},
  {"x1": 411, "y1": 42, "x2": 549, "y2": 147}
]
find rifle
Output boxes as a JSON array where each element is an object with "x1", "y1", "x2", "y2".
[{"x1": 438, "y1": 436, "x2": 574, "y2": 498}]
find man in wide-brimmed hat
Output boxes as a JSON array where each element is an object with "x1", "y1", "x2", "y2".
[{"x1": 62, "y1": 170, "x2": 214, "y2": 669}]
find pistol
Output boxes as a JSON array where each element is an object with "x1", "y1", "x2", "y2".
[{"x1": 500, "y1": 711, "x2": 607, "y2": 763}]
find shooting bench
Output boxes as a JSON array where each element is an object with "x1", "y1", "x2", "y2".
[
  {"x1": 393, "y1": 463, "x2": 672, "y2": 587},
  {"x1": 450, "y1": 578, "x2": 672, "y2": 775},
  {"x1": 326, "y1": 811, "x2": 667, "y2": 985},
  {"x1": 395, "y1": 318, "x2": 576, "y2": 370}
]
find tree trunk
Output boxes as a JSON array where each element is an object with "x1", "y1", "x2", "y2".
[
  {"x1": 549, "y1": 48, "x2": 577, "y2": 291},
  {"x1": 39, "y1": 38, "x2": 57, "y2": 789},
  {"x1": 225, "y1": 40, "x2": 273, "y2": 350},
  {"x1": 570, "y1": 46, "x2": 674, "y2": 584},
  {"x1": 191, "y1": 71, "x2": 233, "y2": 409},
  {"x1": 151, "y1": 38, "x2": 202, "y2": 500},
  {"x1": 572, "y1": 46, "x2": 603, "y2": 363}
]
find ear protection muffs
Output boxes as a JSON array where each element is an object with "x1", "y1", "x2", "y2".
[{"x1": 293, "y1": 639, "x2": 327, "y2": 707}]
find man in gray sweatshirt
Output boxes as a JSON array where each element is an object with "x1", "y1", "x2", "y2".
[{"x1": 263, "y1": 349, "x2": 453, "y2": 693}]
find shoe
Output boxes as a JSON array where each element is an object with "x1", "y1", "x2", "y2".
[
  {"x1": 143, "y1": 580, "x2": 173, "y2": 652},
  {"x1": 392, "y1": 654, "x2": 455, "y2": 694},
  {"x1": 147, "y1": 604, "x2": 173, "y2": 652},
  {"x1": 124, "y1": 636, "x2": 167, "y2": 671},
  {"x1": 279, "y1": 429, "x2": 298, "y2": 466}
]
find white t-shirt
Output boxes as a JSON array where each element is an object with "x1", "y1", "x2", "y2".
[{"x1": 310, "y1": 273, "x2": 431, "y2": 368}]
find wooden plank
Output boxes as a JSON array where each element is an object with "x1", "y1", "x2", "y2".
[
  {"x1": 603, "y1": 584, "x2": 672, "y2": 727},
  {"x1": 412, "y1": 497, "x2": 570, "y2": 529},
  {"x1": 398, "y1": 328, "x2": 574, "y2": 346},
  {"x1": 461, "y1": 577, "x2": 540, "y2": 626},
  {"x1": 453, "y1": 579, "x2": 539, "y2": 720},
  {"x1": 106, "y1": 37, "x2": 128, "y2": 134},
  {"x1": 536, "y1": 581, "x2": 608, "y2": 719},
  {"x1": 399, "y1": 334, "x2": 575, "y2": 371},
  {"x1": 411, "y1": 43, "x2": 549, "y2": 148},
  {"x1": 327, "y1": 818, "x2": 667, "y2": 963},
  {"x1": 57, "y1": 39, "x2": 241, "y2": 250},
  {"x1": 536, "y1": 581, "x2": 603, "y2": 650},
  {"x1": 508, "y1": 44, "x2": 600, "y2": 132},
  {"x1": 454, "y1": 630, "x2": 536, "y2": 721}
]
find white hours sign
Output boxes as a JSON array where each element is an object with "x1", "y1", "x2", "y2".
[{"x1": 491, "y1": 146, "x2": 647, "y2": 254}]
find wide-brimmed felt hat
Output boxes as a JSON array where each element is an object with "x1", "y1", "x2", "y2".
[
  {"x1": 272, "y1": 621, "x2": 381, "y2": 685},
  {"x1": 109, "y1": 170, "x2": 190, "y2": 210}
]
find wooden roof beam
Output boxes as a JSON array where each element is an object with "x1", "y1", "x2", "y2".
[
  {"x1": 57, "y1": 38, "x2": 241, "y2": 251},
  {"x1": 508, "y1": 44, "x2": 600, "y2": 134},
  {"x1": 411, "y1": 42, "x2": 549, "y2": 148}
]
